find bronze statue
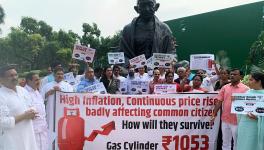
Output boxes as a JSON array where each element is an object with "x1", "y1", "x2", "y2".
[{"x1": 120, "y1": 0, "x2": 176, "y2": 62}]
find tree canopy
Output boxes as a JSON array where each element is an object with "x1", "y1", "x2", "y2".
[
  {"x1": 0, "y1": 5, "x2": 5, "y2": 32},
  {"x1": 0, "y1": 16, "x2": 121, "y2": 73}
]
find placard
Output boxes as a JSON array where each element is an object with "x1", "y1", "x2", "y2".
[
  {"x1": 64, "y1": 72, "x2": 76, "y2": 85},
  {"x1": 119, "y1": 81, "x2": 128, "y2": 94},
  {"x1": 72, "y1": 44, "x2": 96, "y2": 62},
  {"x1": 129, "y1": 54, "x2": 147, "y2": 69},
  {"x1": 154, "y1": 84, "x2": 177, "y2": 94},
  {"x1": 83, "y1": 82, "x2": 107, "y2": 94},
  {"x1": 108, "y1": 52, "x2": 125, "y2": 64},
  {"x1": 190, "y1": 54, "x2": 214, "y2": 70},
  {"x1": 231, "y1": 93, "x2": 264, "y2": 116},
  {"x1": 153, "y1": 53, "x2": 174, "y2": 68},
  {"x1": 129, "y1": 80, "x2": 149, "y2": 94}
]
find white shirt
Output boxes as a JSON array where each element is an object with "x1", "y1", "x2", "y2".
[
  {"x1": 135, "y1": 73, "x2": 150, "y2": 82},
  {"x1": 201, "y1": 75, "x2": 219, "y2": 92},
  {"x1": 24, "y1": 85, "x2": 48, "y2": 134},
  {"x1": 40, "y1": 81, "x2": 73, "y2": 132},
  {"x1": 113, "y1": 74, "x2": 126, "y2": 82},
  {"x1": 0, "y1": 86, "x2": 38, "y2": 150}
]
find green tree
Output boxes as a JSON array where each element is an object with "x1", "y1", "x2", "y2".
[
  {"x1": 96, "y1": 31, "x2": 121, "y2": 67},
  {"x1": 81, "y1": 23, "x2": 100, "y2": 48},
  {"x1": 7, "y1": 28, "x2": 45, "y2": 70},
  {"x1": 0, "y1": 5, "x2": 5, "y2": 33},
  {"x1": 249, "y1": 31, "x2": 264, "y2": 72},
  {"x1": 20, "y1": 17, "x2": 39, "y2": 34},
  {"x1": 56, "y1": 48, "x2": 72, "y2": 66},
  {"x1": 38, "y1": 20, "x2": 53, "y2": 40}
]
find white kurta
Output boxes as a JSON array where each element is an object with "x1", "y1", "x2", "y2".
[
  {"x1": 40, "y1": 81, "x2": 73, "y2": 132},
  {"x1": 25, "y1": 85, "x2": 48, "y2": 150},
  {"x1": 0, "y1": 86, "x2": 38, "y2": 150}
]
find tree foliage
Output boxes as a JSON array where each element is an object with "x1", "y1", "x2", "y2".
[
  {"x1": 0, "y1": 17, "x2": 121, "y2": 72},
  {"x1": 0, "y1": 5, "x2": 5, "y2": 33},
  {"x1": 249, "y1": 31, "x2": 264, "y2": 72}
]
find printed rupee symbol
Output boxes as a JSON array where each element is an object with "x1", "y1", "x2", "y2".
[{"x1": 162, "y1": 135, "x2": 209, "y2": 150}]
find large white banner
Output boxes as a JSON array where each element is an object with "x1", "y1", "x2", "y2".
[{"x1": 55, "y1": 92, "x2": 220, "y2": 150}]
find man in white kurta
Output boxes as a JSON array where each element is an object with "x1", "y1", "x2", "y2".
[
  {"x1": 40, "y1": 67, "x2": 73, "y2": 133},
  {"x1": 25, "y1": 72, "x2": 48, "y2": 150},
  {"x1": 0, "y1": 66, "x2": 38, "y2": 150}
]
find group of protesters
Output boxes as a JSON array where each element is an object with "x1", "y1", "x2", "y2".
[{"x1": 0, "y1": 56, "x2": 264, "y2": 150}]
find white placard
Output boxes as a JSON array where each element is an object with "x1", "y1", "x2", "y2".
[
  {"x1": 154, "y1": 84, "x2": 177, "y2": 94},
  {"x1": 231, "y1": 93, "x2": 264, "y2": 116},
  {"x1": 146, "y1": 56, "x2": 154, "y2": 69},
  {"x1": 72, "y1": 44, "x2": 96, "y2": 63},
  {"x1": 64, "y1": 72, "x2": 76, "y2": 85},
  {"x1": 152, "y1": 53, "x2": 174, "y2": 68},
  {"x1": 190, "y1": 54, "x2": 214, "y2": 70},
  {"x1": 83, "y1": 82, "x2": 107, "y2": 94},
  {"x1": 119, "y1": 81, "x2": 128, "y2": 94},
  {"x1": 129, "y1": 80, "x2": 149, "y2": 94},
  {"x1": 129, "y1": 54, "x2": 147, "y2": 69},
  {"x1": 108, "y1": 52, "x2": 125, "y2": 64}
]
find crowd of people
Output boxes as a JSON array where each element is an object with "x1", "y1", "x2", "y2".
[{"x1": 0, "y1": 59, "x2": 264, "y2": 150}]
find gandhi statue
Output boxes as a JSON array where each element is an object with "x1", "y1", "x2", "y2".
[{"x1": 120, "y1": 0, "x2": 176, "y2": 61}]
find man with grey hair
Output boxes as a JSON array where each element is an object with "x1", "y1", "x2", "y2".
[
  {"x1": 120, "y1": 0, "x2": 175, "y2": 62},
  {"x1": 175, "y1": 67, "x2": 190, "y2": 85}
]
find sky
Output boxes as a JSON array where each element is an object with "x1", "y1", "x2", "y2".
[{"x1": 0, "y1": 0, "x2": 262, "y2": 37}]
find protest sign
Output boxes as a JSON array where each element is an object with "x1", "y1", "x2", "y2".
[
  {"x1": 119, "y1": 81, "x2": 128, "y2": 94},
  {"x1": 147, "y1": 56, "x2": 154, "y2": 69},
  {"x1": 153, "y1": 53, "x2": 174, "y2": 68},
  {"x1": 231, "y1": 93, "x2": 264, "y2": 116},
  {"x1": 55, "y1": 92, "x2": 220, "y2": 150},
  {"x1": 108, "y1": 52, "x2": 125, "y2": 64},
  {"x1": 72, "y1": 44, "x2": 96, "y2": 63},
  {"x1": 64, "y1": 72, "x2": 75, "y2": 85},
  {"x1": 129, "y1": 80, "x2": 149, "y2": 94},
  {"x1": 83, "y1": 82, "x2": 107, "y2": 94},
  {"x1": 154, "y1": 84, "x2": 177, "y2": 94},
  {"x1": 129, "y1": 54, "x2": 146, "y2": 69},
  {"x1": 190, "y1": 54, "x2": 214, "y2": 70},
  {"x1": 146, "y1": 56, "x2": 154, "y2": 75}
]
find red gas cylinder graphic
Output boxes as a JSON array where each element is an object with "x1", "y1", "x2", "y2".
[{"x1": 58, "y1": 108, "x2": 85, "y2": 150}]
